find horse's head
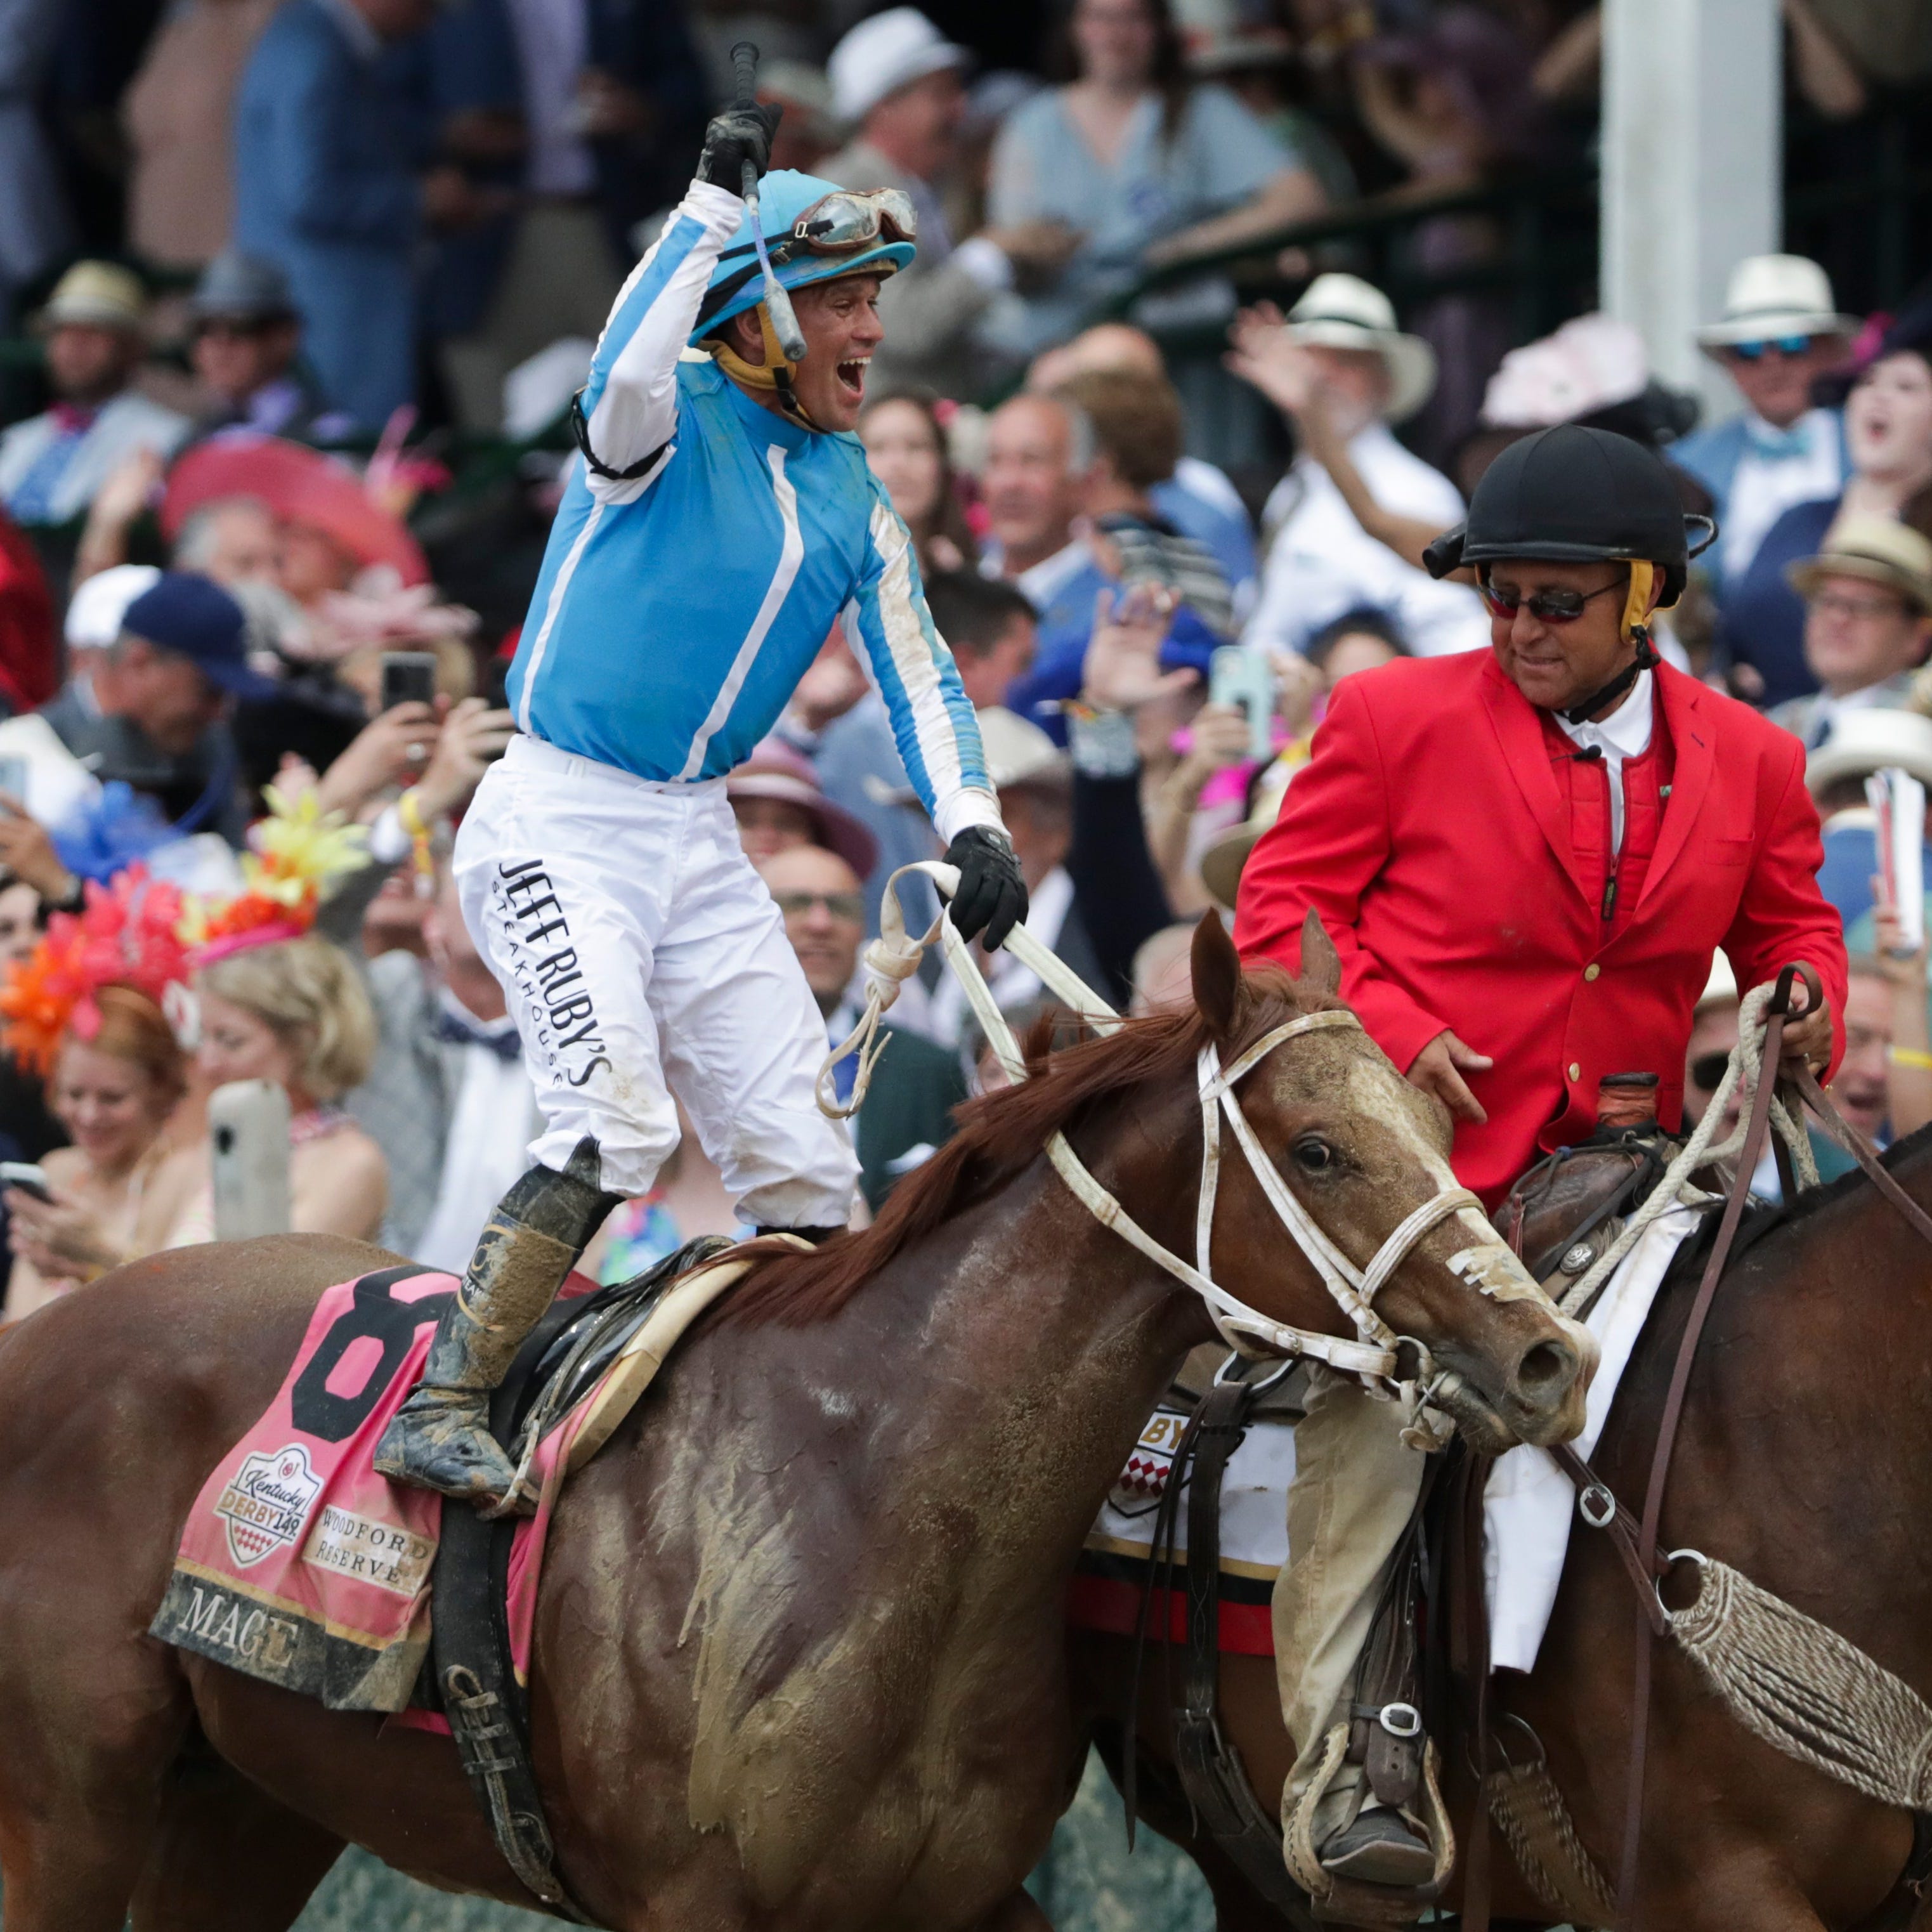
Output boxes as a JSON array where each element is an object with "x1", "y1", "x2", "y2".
[{"x1": 1190, "y1": 912, "x2": 1595, "y2": 1452}]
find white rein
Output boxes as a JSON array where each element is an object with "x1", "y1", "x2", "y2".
[{"x1": 819, "y1": 863, "x2": 1485, "y2": 1390}]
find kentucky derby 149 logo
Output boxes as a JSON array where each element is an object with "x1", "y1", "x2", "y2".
[{"x1": 213, "y1": 1444, "x2": 323, "y2": 1568}]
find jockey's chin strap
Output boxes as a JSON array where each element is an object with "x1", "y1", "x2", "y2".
[
  {"x1": 706, "y1": 304, "x2": 823, "y2": 431},
  {"x1": 821, "y1": 862, "x2": 1486, "y2": 1391}
]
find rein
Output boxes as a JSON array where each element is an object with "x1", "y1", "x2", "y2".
[{"x1": 822, "y1": 865, "x2": 1484, "y2": 1390}]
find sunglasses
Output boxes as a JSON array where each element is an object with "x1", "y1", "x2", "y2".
[
  {"x1": 1479, "y1": 576, "x2": 1625, "y2": 624},
  {"x1": 1689, "y1": 1050, "x2": 1729, "y2": 1092},
  {"x1": 1727, "y1": 335, "x2": 1814, "y2": 362},
  {"x1": 780, "y1": 189, "x2": 918, "y2": 261},
  {"x1": 774, "y1": 889, "x2": 866, "y2": 924}
]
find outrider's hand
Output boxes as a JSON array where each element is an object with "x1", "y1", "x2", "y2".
[
  {"x1": 697, "y1": 102, "x2": 783, "y2": 193},
  {"x1": 945, "y1": 826, "x2": 1028, "y2": 951},
  {"x1": 1407, "y1": 1029, "x2": 1493, "y2": 1125}
]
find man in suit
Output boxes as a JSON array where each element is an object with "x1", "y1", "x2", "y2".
[
  {"x1": 757, "y1": 840, "x2": 965, "y2": 1211},
  {"x1": 1234, "y1": 425, "x2": 1846, "y2": 1893},
  {"x1": 1765, "y1": 515, "x2": 1932, "y2": 749}
]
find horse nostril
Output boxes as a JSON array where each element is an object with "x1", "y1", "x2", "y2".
[{"x1": 1513, "y1": 1340, "x2": 1577, "y2": 1406}]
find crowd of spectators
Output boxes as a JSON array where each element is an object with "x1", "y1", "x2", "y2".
[{"x1": 4, "y1": 0, "x2": 1932, "y2": 1314}]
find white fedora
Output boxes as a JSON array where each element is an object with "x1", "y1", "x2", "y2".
[
  {"x1": 1805, "y1": 707, "x2": 1932, "y2": 799},
  {"x1": 1695, "y1": 254, "x2": 1857, "y2": 351},
  {"x1": 1286, "y1": 273, "x2": 1437, "y2": 424},
  {"x1": 828, "y1": 8, "x2": 969, "y2": 126}
]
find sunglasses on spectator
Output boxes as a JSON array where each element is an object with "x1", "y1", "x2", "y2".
[
  {"x1": 774, "y1": 889, "x2": 866, "y2": 924},
  {"x1": 1726, "y1": 335, "x2": 1813, "y2": 362},
  {"x1": 1690, "y1": 1050, "x2": 1730, "y2": 1092},
  {"x1": 1479, "y1": 577, "x2": 1624, "y2": 624}
]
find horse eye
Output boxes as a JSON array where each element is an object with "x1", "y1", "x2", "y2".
[{"x1": 1293, "y1": 1137, "x2": 1335, "y2": 1173}]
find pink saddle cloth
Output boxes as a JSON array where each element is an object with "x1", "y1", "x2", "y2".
[{"x1": 149, "y1": 1263, "x2": 593, "y2": 1714}]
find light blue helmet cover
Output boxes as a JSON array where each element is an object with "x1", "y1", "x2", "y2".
[{"x1": 689, "y1": 169, "x2": 917, "y2": 345}]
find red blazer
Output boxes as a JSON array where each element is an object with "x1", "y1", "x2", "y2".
[{"x1": 1234, "y1": 652, "x2": 1848, "y2": 1204}]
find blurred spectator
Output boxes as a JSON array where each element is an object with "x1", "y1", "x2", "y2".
[
  {"x1": 1188, "y1": 23, "x2": 1358, "y2": 206},
  {"x1": 1055, "y1": 365, "x2": 1234, "y2": 634},
  {"x1": 985, "y1": 0, "x2": 1322, "y2": 359},
  {"x1": 760, "y1": 59, "x2": 837, "y2": 175},
  {"x1": 1681, "y1": 952, "x2": 1740, "y2": 1137},
  {"x1": 1720, "y1": 329, "x2": 1932, "y2": 708},
  {"x1": 725, "y1": 737, "x2": 880, "y2": 880},
  {"x1": 0, "y1": 867, "x2": 37, "y2": 962},
  {"x1": 122, "y1": 0, "x2": 281, "y2": 272},
  {"x1": 0, "y1": 507, "x2": 55, "y2": 715},
  {"x1": 858, "y1": 391, "x2": 977, "y2": 575},
  {"x1": 40, "y1": 573, "x2": 270, "y2": 844},
  {"x1": 3, "y1": 985, "x2": 196, "y2": 1321},
  {"x1": 924, "y1": 570, "x2": 1037, "y2": 709},
  {"x1": 1347, "y1": 6, "x2": 1552, "y2": 464},
  {"x1": 233, "y1": 0, "x2": 449, "y2": 432},
  {"x1": 1230, "y1": 278, "x2": 1488, "y2": 659},
  {"x1": 174, "y1": 500, "x2": 280, "y2": 589},
  {"x1": 1476, "y1": 313, "x2": 1698, "y2": 459},
  {"x1": 177, "y1": 932, "x2": 388, "y2": 1242},
  {"x1": 1859, "y1": 887, "x2": 1932, "y2": 1143},
  {"x1": 1832, "y1": 953, "x2": 1898, "y2": 1145},
  {"x1": 821, "y1": 8, "x2": 1079, "y2": 396},
  {"x1": 349, "y1": 859, "x2": 538, "y2": 1264},
  {"x1": 759, "y1": 839, "x2": 965, "y2": 1210},
  {"x1": 979, "y1": 391, "x2": 1116, "y2": 722},
  {"x1": 185, "y1": 251, "x2": 353, "y2": 444},
  {"x1": 0, "y1": 0, "x2": 74, "y2": 326},
  {"x1": 1128, "y1": 918, "x2": 1196, "y2": 1014},
  {"x1": 0, "y1": 264, "x2": 190, "y2": 530},
  {"x1": 1805, "y1": 708, "x2": 1932, "y2": 930},
  {"x1": 1673, "y1": 256, "x2": 1857, "y2": 596},
  {"x1": 1029, "y1": 320, "x2": 1257, "y2": 606},
  {"x1": 1768, "y1": 516, "x2": 1932, "y2": 745}
]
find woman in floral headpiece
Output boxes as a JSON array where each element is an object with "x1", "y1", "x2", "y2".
[
  {"x1": 162, "y1": 787, "x2": 388, "y2": 1246},
  {"x1": 1, "y1": 869, "x2": 200, "y2": 1321}
]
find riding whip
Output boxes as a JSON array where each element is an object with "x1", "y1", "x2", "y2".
[{"x1": 729, "y1": 41, "x2": 809, "y2": 366}]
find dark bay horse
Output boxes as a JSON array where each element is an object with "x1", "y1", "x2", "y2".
[
  {"x1": 0, "y1": 917, "x2": 1591, "y2": 1932},
  {"x1": 1071, "y1": 1124, "x2": 1932, "y2": 1931}
]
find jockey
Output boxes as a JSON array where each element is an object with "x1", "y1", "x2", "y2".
[
  {"x1": 1234, "y1": 424, "x2": 1848, "y2": 1892},
  {"x1": 375, "y1": 104, "x2": 1024, "y2": 1507}
]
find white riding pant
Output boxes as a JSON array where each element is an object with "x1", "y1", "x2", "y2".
[{"x1": 454, "y1": 734, "x2": 859, "y2": 1227}]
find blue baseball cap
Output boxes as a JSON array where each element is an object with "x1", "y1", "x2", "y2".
[{"x1": 119, "y1": 572, "x2": 279, "y2": 702}]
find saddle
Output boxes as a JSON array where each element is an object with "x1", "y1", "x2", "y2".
[{"x1": 1495, "y1": 1073, "x2": 1682, "y2": 1294}]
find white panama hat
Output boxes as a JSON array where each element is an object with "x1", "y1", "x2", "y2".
[
  {"x1": 828, "y1": 8, "x2": 969, "y2": 126},
  {"x1": 1696, "y1": 254, "x2": 1858, "y2": 351},
  {"x1": 1287, "y1": 273, "x2": 1437, "y2": 424},
  {"x1": 1805, "y1": 707, "x2": 1932, "y2": 799}
]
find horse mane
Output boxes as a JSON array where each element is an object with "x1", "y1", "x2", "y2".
[
  {"x1": 721, "y1": 960, "x2": 1331, "y2": 1328},
  {"x1": 1743, "y1": 1113, "x2": 1932, "y2": 1237}
]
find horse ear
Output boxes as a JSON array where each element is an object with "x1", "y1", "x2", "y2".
[
  {"x1": 1191, "y1": 912, "x2": 1242, "y2": 1038},
  {"x1": 1299, "y1": 910, "x2": 1341, "y2": 998}
]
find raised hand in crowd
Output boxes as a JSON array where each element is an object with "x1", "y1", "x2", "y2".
[
  {"x1": 981, "y1": 219, "x2": 1084, "y2": 287},
  {"x1": 0, "y1": 794, "x2": 77, "y2": 908},
  {"x1": 1079, "y1": 581, "x2": 1185, "y2": 712},
  {"x1": 73, "y1": 445, "x2": 167, "y2": 586},
  {"x1": 788, "y1": 632, "x2": 871, "y2": 736},
  {"x1": 313, "y1": 700, "x2": 442, "y2": 818},
  {"x1": 413, "y1": 697, "x2": 516, "y2": 821},
  {"x1": 1270, "y1": 648, "x2": 1326, "y2": 739}
]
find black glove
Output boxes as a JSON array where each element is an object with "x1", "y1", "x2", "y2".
[
  {"x1": 944, "y1": 826, "x2": 1028, "y2": 951},
  {"x1": 697, "y1": 101, "x2": 783, "y2": 194}
]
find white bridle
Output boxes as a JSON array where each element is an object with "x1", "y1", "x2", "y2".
[{"x1": 822, "y1": 865, "x2": 1484, "y2": 1390}]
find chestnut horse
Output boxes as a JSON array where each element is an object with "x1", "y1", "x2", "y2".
[
  {"x1": 1071, "y1": 1123, "x2": 1932, "y2": 1931},
  {"x1": 0, "y1": 919, "x2": 1589, "y2": 1932}
]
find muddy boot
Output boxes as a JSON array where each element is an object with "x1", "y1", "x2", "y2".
[{"x1": 375, "y1": 1137, "x2": 620, "y2": 1507}]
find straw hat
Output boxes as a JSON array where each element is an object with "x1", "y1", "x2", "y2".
[
  {"x1": 36, "y1": 261, "x2": 147, "y2": 334},
  {"x1": 828, "y1": 8, "x2": 969, "y2": 124},
  {"x1": 1805, "y1": 707, "x2": 1932, "y2": 799},
  {"x1": 1286, "y1": 274, "x2": 1437, "y2": 424},
  {"x1": 977, "y1": 705, "x2": 1071, "y2": 792},
  {"x1": 1695, "y1": 951, "x2": 1738, "y2": 1011},
  {"x1": 1785, "y1": 514, "x2": 1932, "y2": 615},
  {"x1": 1695, "y1": 254, "x2": 1857, "y2": 351},
  {"x1": 1199, "y1": 756, "x2": 1298, "y2": 910}
]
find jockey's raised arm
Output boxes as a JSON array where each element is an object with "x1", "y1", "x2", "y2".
[{"x1": 374, "y1": 100, "x2": 1024, "y2": 1510}]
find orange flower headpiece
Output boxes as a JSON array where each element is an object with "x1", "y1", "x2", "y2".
[
  {"x1": 181, "y1": 785, "x2": 370, "y2": 965},
  {"x1": 0, "y1": 865, "x2": 189, "y2": 1076}
]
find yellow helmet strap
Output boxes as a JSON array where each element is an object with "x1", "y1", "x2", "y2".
[
  {"x1": 704, "y1": 303, "x2": 823, "y2": 431},
  {"x1": 1621, "y1": 559, "x2": 1659, "y2": 643}
]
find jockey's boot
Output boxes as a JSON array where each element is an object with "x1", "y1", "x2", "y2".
[
  {"x1": 375, "y1": 1137, "x2": 620, "y2": 1507},
  {"x1": 1317, "y1": 1804, "x2": 1435, "y2": 1887}
]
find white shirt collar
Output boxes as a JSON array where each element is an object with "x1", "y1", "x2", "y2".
[
  {"x1": 1555, "y1": 667, "x2": 1655, "y2": 762},
  {"x1": 982, "y1": 535, "x2": 1095, "y2": 610}
]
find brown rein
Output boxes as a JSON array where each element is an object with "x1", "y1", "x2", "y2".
[{"x1": 1552, "y1": 963, "x2": 1932, "y2": 1926}]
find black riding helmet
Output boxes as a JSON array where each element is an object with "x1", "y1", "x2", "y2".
[{"x1": 1421, "y1": 423, "x2": 1715, "y2": 606}]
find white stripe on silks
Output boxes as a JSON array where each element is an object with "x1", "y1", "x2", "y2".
[
  {"x1": 678, "y1": 446, "x2": 804, "y2": 779},
  {"x1": 865, "y1": 499, "x2": 966, "y2": 809},
  {"x1": 516, "y1": 496, "x2": 607, "y2": 734}
]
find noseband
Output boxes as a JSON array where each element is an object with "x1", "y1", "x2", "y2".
[{"x1": 824, "y1": 864, "x2": 1487, "y2": 1393}]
